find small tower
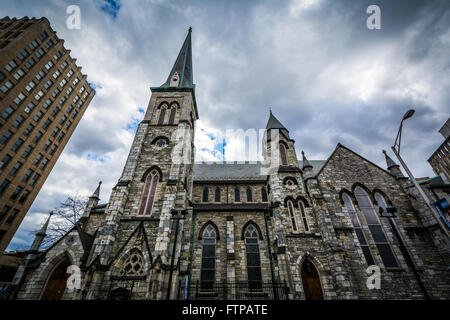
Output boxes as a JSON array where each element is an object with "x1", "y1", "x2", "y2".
[
  {"x1": 383, "y1": 150, "x2": 405, "y2": 179},
  {"x1": 79, "y1": 181, "x2": 101, "y2": 227},
  {"x1": 302, "y1": 150, "x2": 313, "y2": 179}
]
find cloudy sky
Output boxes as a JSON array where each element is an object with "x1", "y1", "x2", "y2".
[{"x1": 4, "y1": 0, "x2": 449, "y2": 250}]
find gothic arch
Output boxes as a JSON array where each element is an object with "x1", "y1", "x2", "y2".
[
  {"x1": 372, "y1": 188, "x2": 393, "y2": 206},
  {"x1": 284, "y1": 196, "x2": 298, "y2": 208},
  {"x1": 240, "y1": 220, "x2": 263, "y2": 240},
  {"x1": 296, "y1": 195, "x2": 310, "y2": 208},
  {"x1": 169, "y1": 101, "x2": 180, "y2": 109},
  {"x1": 141, "y1": 165, "x2": 163, "y2": 182},
  {"x1": 279, "y1": 140, "x2": 289, "y2": 149},
  {"x1": 198, "y1": 221, "x2": 220, "y2": 240},
  {"x1": 351, "y1": 183, "x2": 375, "y2": 204},
  {"x1": 296, "y1": 253, "x2": 326, "y2": 300},
  {"x1": 338, "y1": 188, "x2": 355, "y2": 205},
  {"x1": 38, "y1": 250, "x2": 75, "y2": 300},
  {"x1": 157, "y1": 101, "x2": 170, "y2": 109}
]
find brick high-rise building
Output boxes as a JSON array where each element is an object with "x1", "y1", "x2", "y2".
[{"x1": 0, "y1": 16, "x2": 95, "y2": 255}]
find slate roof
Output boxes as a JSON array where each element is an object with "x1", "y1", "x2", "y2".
[
  {"x1": 265, "y1": 112, "x2": 291, "y2": 140},
  {"x1": 193, "y1": 160, "x2": 326, "y2": 181}
]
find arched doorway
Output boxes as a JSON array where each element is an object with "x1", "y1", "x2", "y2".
[
  {"x1": 41, "y1": 256, "x2": 71, "y2": 300},
  {"x1": 300, "y1": 259, "x2": 324, "y2": 300}
]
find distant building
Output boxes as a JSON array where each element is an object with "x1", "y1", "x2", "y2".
[
  {"x1": 428, "y1": 118, "x2": 450, "y2": 181},
  {"x1": 0, "y1": 16, "x2": 95, "y2": 256}
]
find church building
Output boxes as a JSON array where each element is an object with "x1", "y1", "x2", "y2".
[{"x1": 10, "y1": 29, "x2": 450, "y2": 300}]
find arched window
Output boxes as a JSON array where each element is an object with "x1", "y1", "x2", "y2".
[
  {"x1": 158, "y1": 105, "x2": 167, "y2": 125},
  {"x1": 342, "y1": 192, "x2": 374, "y2": 265},
  {"x1": 201, "y1": 225, "x2": 216, "y2": 290},
  {"x1": 168, "y1": 105, "x2": 177, "y2": 124},
  {"x1": 214, "y1": 187, "x2": 220, "y2": 202},
  {"x1": 261, "y1": 187, "x2": 267, "y2": 202},
  {"x1": 138, "y1": 169, "x2": 159, "y2": 215},
  {"x1": 279, "y1": 143, "x2": 288, "y2": 165},
  {"x1": 41, "y1": 256, "x2": 71, "y2": 300},
  {"x1": 119, "y1": 249, "x2": 145, "y2": 276},
  {"x1": 244, "y1": 224, "x2": 262, "y2": 290},
  {"x1": 354, "y1": 187, "x2": 398, "y2": 268},
  {"x1": 202, "y1": 187, "x2": 209, "y2": 202},
  {"x1": 287, "y1": 200, "x2": 298, "y2": 232},
  {"x1": 298, "y1": 200, "x2": 310, "y2": 232},
  {"x1": 234, "y1": 187, "x2": 240, "y2": 202},
  {"x1": 246, "y1": 187, "x2": 252, "y2": 202}
]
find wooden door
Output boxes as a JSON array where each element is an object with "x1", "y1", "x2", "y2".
[
  {"x1": 41, "y1": 258, "x2": 71, "y2": 300},
  {"x1": 301, "y1": 259, "x2": 324, "y2": 300}
]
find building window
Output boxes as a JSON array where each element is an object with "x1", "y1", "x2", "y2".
[
  {"x1": 202, "y1": 187, "x2": 209, "y2": 202},
  {"x1": 355, "y1": 187, "x2": 398, "y2": 268},
  {"x1": 10, "y1": 186, "x2": 23, "y2": 200},
  {"x1": 0, "y1": 179, "x2": 11, "y2": 194},
  {"x1": 19, "y1": 190, "x2": 30, "y2": 204},
  {"x1": 28, "y1": 39, "x2": 38, "y2": 50},
  {"x1": 13, "y1": 68, "x2": 25, "y2": 80},
  {"x1": 0, "y1": 154, "x2": 12, "y2": 169},
  {"x1": 0, "y1": 205, "x2": 12, "y2": 222},
  {"x1": 23, "y1": 124, "x2": 34, "y2": 136},
  {"x1": 138, "y1": 169, "x2": 159, "y2": 215},
  {"x1": 261, "y1": 187, "x2": 268, "y2": 202},
  {"x1": 0, "y1": 80, "x2": 13, "y2": 93},
  {"x1": 0, "y1": 130, "x2": 13, "y2": 144},
  {"x1": 244, "y1": 224, "x2": 262, "y2": 290},
  {"x1": 214, "y1": 187, "x2": 220, "y2": 202},
  {"x1": 21, "y1": 145, "x2": 33, "y2": 158},
  {"x1": 1, "y1": 106, "x2": 15, "y2": 119},
  {"x1": 200, "y1": 224, "x2": 216, "y2": 290},
  {"x1": 119, "y1": 249, "x2": 145, "y2": 276},
  {"x1": 234, "y1": 187, "x2": 241, "y2": 202},
  {"x1": 279, "y1": 143, "x2": 288, "y2": 165},
  {"x1": 9, "y1": 161, "x2": 22, "y2": 175},
  {"x1": 5, "y1": 209, "x2": 19, "y2": 225},
  {"x1": 158, "y1": 105, "x2": 167, "y2": 125},
  {"x1": 342, "y1": 192, "x2": 375, "y2": 265},
  {"x1": 23, "y1": 168, "x2": 34, "y2": 182},
  {"x1": 4, "y1": 59, "x2": 17, "y2": 72},
  {"x1": 287, "y1": 200, "x2": 298, "y2": 232},
  {"x1": 246, "y1": 187, "x2": 253, "y2": 202},
  {"x1": 298, "y1": 200, "x2": 310, "y2": 232},
  {"x1": 29, "y1": 173, "x2": 41, "y2": 186},
  {"x1": 17, "y1": 49, "x2": 29, "y2": 60},
  {"x1": 11, "y1": 138, "x2": 24, "y2": 151},
  {"x1": 168, "y1": 105, "x2": 177, "y2": 125},
  {"x1": 14, "y1": 92, "x2": 26, "y2": 104}
]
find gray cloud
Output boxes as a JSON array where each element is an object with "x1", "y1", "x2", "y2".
[{"x1": 4, "y1": 0, "x2": 449, "y2": 250}]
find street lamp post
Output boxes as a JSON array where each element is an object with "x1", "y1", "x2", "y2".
[
  {"x1": 391, "y1": 109, "x2": 449, "y2": 239},
  {"x1": 166, "y1": 209, "x2": 187, "y2": 300},
  {"x1": 378, "y1": 206, "x2": 430, "y2": 300}
]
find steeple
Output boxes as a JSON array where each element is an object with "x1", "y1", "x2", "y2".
[
  {"x1": 90, "y1": 181, "x2": 102, "y2": 200},
  {"x1": 29, "y1": 211, "x2": 53, "y2": 252},
  {"x1": 301, "y1": 151, "x2": 313, "y2": 170},
  {"x1": 160, "y1": 27, "x2": 193, "y2": 89},
  {"x1": 383, "y1": 150, "x2": 405, "y2": 179},
  {"x1": 265, "y1": 112, "x2": 290, "y2": 140}
]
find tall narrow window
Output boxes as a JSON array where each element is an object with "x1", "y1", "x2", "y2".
[
  {"x1": 246, "y1": 187, "x2": 253, "y2": 202},
  {"x1": 138, "y1": 169, "x2": 159, "y2": 215},
  {"x1": 355, "y1": 187, "x2": 398, "y2": 268},
  {"x1": 279, "y1": 143, "x2": 288, "y2": 165},
  {"x1": 202, "y1": 188, "x2": 209, "y2": 202},
  {"x1": 158, "y1": 106, "x2": 166, "y2": 125},
  {"x1": 244, "y1": 224, "x2": 262, "y2": 290},
  {"x1": 168, "y1": 106, "x2": 177, "y2": 125},
  {"x1": 201, "y1": 225, "x2": 216, "y2": 290},
  {"x1": 287, "y1": 200, "x2": 298, "y2": 232},
  {"x1": 214, "y1": 187, "x2": 220, "y2": 202},
  {"x1": 234, "y1": 187, "x2": 240, "y2": 202},
  {"x1": 342, "y1": 193, "x2": 375, "y2": 265},
  {"x1": 261, "y1": 187, "x2": 268, "y2": 202},
  {"x1": 298, "y1": 200, "x2": 310, "y2": 232}
]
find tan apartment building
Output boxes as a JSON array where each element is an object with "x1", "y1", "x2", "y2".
[{"x1": 0, "y1": 16, "x2": 95, "y2": 256}]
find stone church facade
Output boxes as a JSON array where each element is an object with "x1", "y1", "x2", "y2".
[{"x1": 9, "y1": 29, "x2": 450, "y2": 300}]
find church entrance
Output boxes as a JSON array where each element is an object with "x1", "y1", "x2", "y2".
[
  {"x1": 41, "y1": 257, "x2": 71, "y2": 300},
  {"x1": 300, "y1": 259, "x2": 324, "y2": 300}
]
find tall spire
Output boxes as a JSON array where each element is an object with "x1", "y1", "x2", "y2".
[
  {"x1": 265, "y1": 112, "x2": 290, "y2": 140},
  {"x1": 91, "y1": 181, "x2": 102, "y2": 199},
  {"x1": 382, "y1": 149, "x2": 398, "y2": 170},
  {"x1": 160, "y1": 27, "x2": 193, "y2": 88},
  {"x1": 29, "y1": 211, "x2": 53, "y2": 251},
  {"x1": 301, "y1": 150, "x2": 312, "y2": 170}
]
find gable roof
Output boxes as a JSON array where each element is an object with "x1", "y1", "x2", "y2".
[{"x1": 316, "y1": 143, "x2": 394, "y2": 178}]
